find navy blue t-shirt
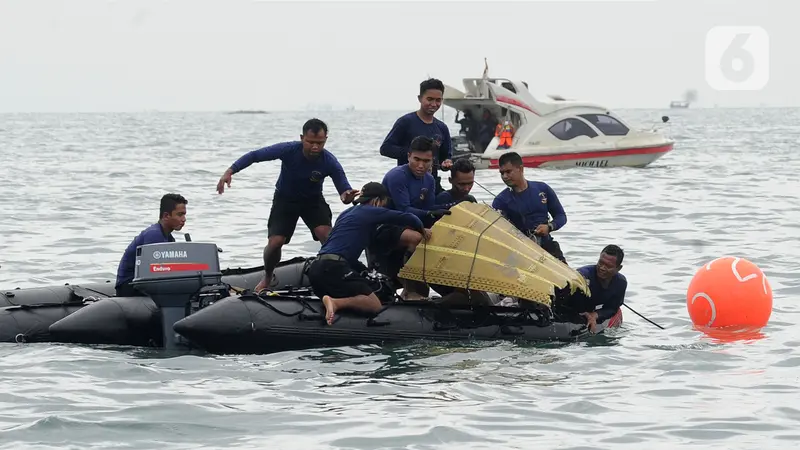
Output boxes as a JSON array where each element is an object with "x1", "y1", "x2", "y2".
[
  {"x1": 575, "y1": 264, "x2": 627, "y2": 322},
  {"x1": 319, "y1": 204, "x2": 424, "y2": 267},
  {"x1": 381, "y1": 164, "x2": 439, "y2": 219},
  {"x1": 380, "y1": 112, "x2": 452, "y2": 180},
  {"x1": 491, "y1": 180, "x2": 567, "y2": 242},
  {"x1": 230, "y1": 141, "x2": 352, "y2": 200},
  {"x1": 435, "y1": 190, "x2": 477, "y2": 205},
  {"x1": 115, "y1": 223, "x2": 175, "y2": 288}
]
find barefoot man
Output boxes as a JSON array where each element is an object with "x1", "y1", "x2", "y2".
[
  {"x1": 307, "y1": 182, "x2": 426, "y2": 325},
  {"x1": 216, "y1": 118, "x2": 359, "y2": 293}
]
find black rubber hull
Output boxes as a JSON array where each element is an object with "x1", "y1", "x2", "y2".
[
  {"x1": 173, "y1": 294, "x2": 621, "y2": 355},
  {"x1": 0, "y1": 284, "x2": 117, "y2": 343},
  {"x1": 2, "y1": 257, "x2": 312, "y2": 344},
  {"x1": 44, "y1": 257, "x2": 311, "y2": 346}
]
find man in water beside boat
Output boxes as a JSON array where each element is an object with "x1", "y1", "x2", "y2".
[
  {"x1": 307, "y1": 182, "x2": 427, "y2": 325},
  {"x1": 371, "y1": 136, "x2": 459, "y2": 300},
  {"x1": 114, "y1": 193, "x2": 188, "y2": 297},
  {"x1": 215, "y1": 118, "x2": 360, "y2": 293},
  {"x1": 554, "y1": 245, "x2": 627, "y2": 332},
  {"x1": 380, "y1": 78, "x2": 454, "y2": 195},
  {"x1": 492, "y1": 151, "x2": 569, "y2": 264}
]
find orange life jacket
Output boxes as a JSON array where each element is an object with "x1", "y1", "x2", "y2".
[{"x1": 496, "y1": 122, "x2": 514, "y2": 146}]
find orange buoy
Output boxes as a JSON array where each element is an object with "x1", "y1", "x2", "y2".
[{"x1": 686, "y1": 256, "x2": 773, "y2": 329}]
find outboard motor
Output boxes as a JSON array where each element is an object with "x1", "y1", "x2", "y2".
[{"x1": 130, "y1": 242, "x2": 224, "y2": 350}]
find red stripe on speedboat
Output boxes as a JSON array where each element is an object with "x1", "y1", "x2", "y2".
[
  {"x1": 488, "y1": 143, "x2": 674, "y2": 169},
  {"x1": 496, "y1": 95, "x2": 539, "y2": 115}
]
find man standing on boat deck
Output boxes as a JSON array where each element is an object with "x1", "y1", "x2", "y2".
[
  {"x1": 215, "y1": 118, "x2": 360, "y2": 293},
  {"x1": 380, "y1": 78, "x2": 454, "y2": 195},
  {"x1": 115, "y1": 193, "x2": 188, "y2": 297},
  {"x1": 554, "y1": 245, "x2": 627, "y2": 333},
  {"x1": 371, "y1": 136, "x2": 455, "y2": 300},
  {"x1": 492, "y1": 151, "x2": 569, "y2": 263},
  {"x1": 308, "y1": 182, "x2": 427, "y2": 325}
]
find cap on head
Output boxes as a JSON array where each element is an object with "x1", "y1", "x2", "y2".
[{"x1": 353, "y1": 182, "x2": 388, "y2": 205}]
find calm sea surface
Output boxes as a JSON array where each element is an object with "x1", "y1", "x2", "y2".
[{"x1": 0, "y1": 108, "x2": 798, "y2": 449}]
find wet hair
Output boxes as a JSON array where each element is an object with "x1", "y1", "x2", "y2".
[
  {"x1": 601, "y1": 244, "x2": 624, "y2": 266},
  {"x1": 409, "y1": 135, "x2": 438, "y2": 155},
  {"x1": 452, "y1": 158, "x2": 475, "y2": 174},
  {"x1": 419, "y1": 78, "x2": 445, "y2": 96},
  {"x1": 160, "y1": 193, "x2": 187, "y2": 219},
  {"x1": 302, "y1": 118, "x2": 328, "y2": 136},
  {"x1": 497, "y1": 151, "x2": 523, "y2": 167}
]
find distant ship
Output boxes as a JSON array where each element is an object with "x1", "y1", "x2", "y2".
[
  {"x1": 669, "y1": 89, "x2": 697, "y2": 109},
  {"x1": 227, "y1": 110, "x2": 269, "y2": 114}
]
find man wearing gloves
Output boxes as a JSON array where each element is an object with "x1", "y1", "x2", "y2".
[{"x1": 369, "y1": 136, "x2": 454, "y2": 300}]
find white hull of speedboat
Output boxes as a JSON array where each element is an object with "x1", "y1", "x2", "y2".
[
  {"x1": 454, "y1": 135, "x2": 674, "y2": 170},
  {"x1": 443, "y1": 61, "x2": 676, "y2": 170}
]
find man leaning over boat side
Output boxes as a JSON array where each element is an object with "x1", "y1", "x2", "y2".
[
  {"x1": 379, "y1": 78, "x2": 454, "y2": 195},
  {"x1": 307, "y1": 182, "x2": 427, "y2": 325},
  {"x1": 215, "y1": 118, "x2": 360, "y2": 294},
  {"x1": 491, "y1": 151, "x2": 569, "y2": 264},
  {"x1": 553, "y1": 245, "x2": 627, "y2": 333},
  {"x1": 114, "y1": 193, "x2": 188, "y2": 297}
]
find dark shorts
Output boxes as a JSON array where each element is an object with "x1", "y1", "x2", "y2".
[
  {"x1": 539, "y1": 238, "x2": 567, "y2": 264},
  {"x1": 367, "y1": 224, "x2": 414, "y2": 278},
  {"x1": 371, "y1": 224, "x2": 408, "y2": 251},
  {"x1": 307, "y1": 257, "x2": 374, "y2": 299},
  {"x1": 268, "y1": 194, "x2": 332, "y2": 243}
]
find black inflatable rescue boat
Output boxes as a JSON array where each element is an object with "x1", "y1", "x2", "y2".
[
  {"x1": 172, "y1": 290, "x2": 621, "y2": 354},
  {"x1": 45, "y1": 256, "x2": 310, "y2": 347},
  {"x1": 1, "y1": 256, "x2": 303, "y2": 344},
  {"x1": 32, "y1": 241, "x2": 620, "y2": 354},
  {"x1": 1, "y1": 283, "x2": 115, "y2": 343}
]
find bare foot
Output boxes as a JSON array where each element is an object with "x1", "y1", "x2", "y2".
[
  {"x1": 254, "y1": 274, "x2": 271, "y2": 294},
  {"x1": 322, "y1": 295, "x2": 337, "y2": 325}
]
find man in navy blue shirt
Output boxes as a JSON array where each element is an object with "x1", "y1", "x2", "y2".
[
  {"x1": 115, "y1": 193, "x2": 188, "y2": 297},
  {"x1": 216, "y1": 119, "x2": 359, "y2": 293},
  {"x1": 435, "y1": 158, "x2": 478, "y2": 205},
  {"x1": 371, "y1": 136, "x2": 453, "y2": 300},
  {"x1": 491, "y1": 151, "x2": 569, "y2": 264},
  {"x1": 307, "y1": 182, "x2": 426, "y2": 325},
  {"x1": 380, "y1": 78, "x2": 454, "y2": 195},
  {"x1": 555, "y1": 245, "x2": 627, "y2": 333}
]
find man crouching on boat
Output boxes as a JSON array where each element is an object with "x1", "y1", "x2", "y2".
[
  {"x1": 554, "y1": 245, "x2": 627, "y2": 333},
  {"x1": 307, "y1": 182, "x2": 427, "y2": 325}
]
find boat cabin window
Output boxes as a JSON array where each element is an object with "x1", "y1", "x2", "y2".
[
  {"x1": 578, "y1": 114, "x2": 630, "y2": 136},
  {"x1": 548, "y1": 118, "x2": 598, "y2": 140},
  {"x1": 501, "y1": 82, "x2": 516, "y2": 93}
]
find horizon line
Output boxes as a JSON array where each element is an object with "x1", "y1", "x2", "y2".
[{"x1": 0, "y1": 105, "x2": 795, "y2": 114}]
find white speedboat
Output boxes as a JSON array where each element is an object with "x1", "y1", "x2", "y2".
[{"x1": 444, "y1": 64, "x2": 674, "y2": 170}]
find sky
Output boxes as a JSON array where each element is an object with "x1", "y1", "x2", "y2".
[{"x1": 0, "y1": 0, "x2": 796, "y2": 112}]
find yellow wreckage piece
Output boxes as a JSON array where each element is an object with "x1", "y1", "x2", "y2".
[{"x1": 397, "y1": 202, "x2": 591, "y2": 307}]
